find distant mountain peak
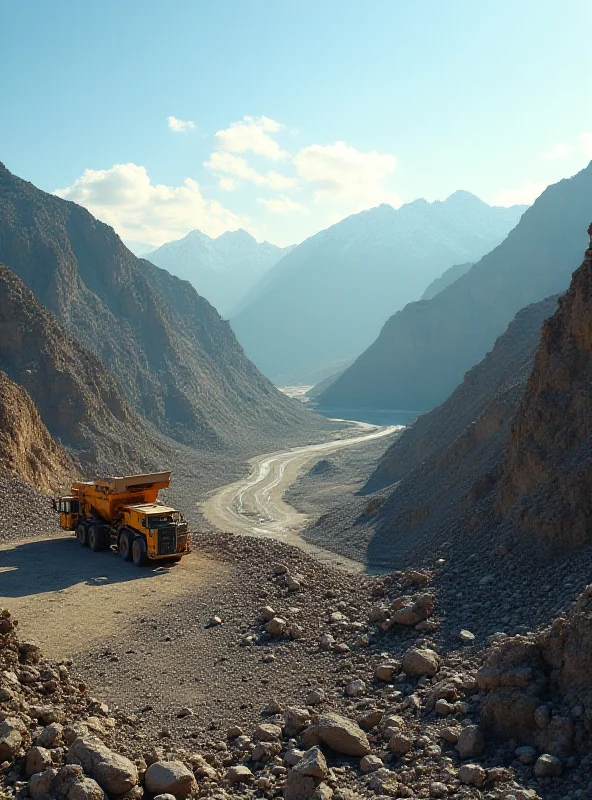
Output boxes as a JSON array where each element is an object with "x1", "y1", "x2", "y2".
[
  {"x1": 216, "y1": 228, "x2": 257, "y2": 243},
  {"x1": 443, "y1": 189, "x2": 486, "y2": 206}
]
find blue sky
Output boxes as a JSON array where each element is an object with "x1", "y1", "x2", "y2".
[{"x1": 2, "y1": 0, "x2": 592, "y2": 246}]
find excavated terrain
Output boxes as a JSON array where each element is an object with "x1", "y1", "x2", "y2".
[
  {"x1": 3, "y1": 528, "x2": 592, "y2": 800},
  {"x1": 0, "y1": 372, "x2": 75, "y2": 494}
]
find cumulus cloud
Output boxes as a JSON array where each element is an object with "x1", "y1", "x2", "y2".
[
  {"x1": 580, "y1": 132, "x2": 592, "y2": 157},
  {"x1": 493, "y1": 179, "x2": 547, "y2": 207},
  {"x1": 54, "y1": 163, "x2": 249, "y2": 245},
  {"x1": 167, "y1": 116, "x2": 196, "y2": 133},
  {"x1": 293, "y1": 141, "x2": 401, "y2": 209},
  {"x1": 541, "y1": 142, "x2": 571, "y2": 160},
  {"x1": 213, "y1": 115, "x2": 287, "y2": 159},
  {"x1": 205, "y1": 151, "x2": 296, "y2": 190},
  {"x1": 258, "y1": 195, "x2": 307, "y2": 214}
]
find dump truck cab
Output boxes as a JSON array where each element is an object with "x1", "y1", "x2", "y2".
[
  {"x1": 55, "y1": 496, "x2": 81, "y2": 532},
  {"x1": 122, "y1": 503, "x2": 190, "y2": 558},
  {"x1": 52, "y1": 472, "x2": 191, "y2": 567}
]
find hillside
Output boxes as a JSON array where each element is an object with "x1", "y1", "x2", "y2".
[
  {"x1": 231, "y1": 193, "x2": 525, "y2": 384},
  {"x1": 305, "y1": 295, "x2": 558, "y2": 566},
  {"x1": 0, "y1": 370, "x2": 75, "y2": 493},
  {"x1": 498, "y1": 225, "x2": 592, "y2": 543},
  {"x1": 0, "y1": 162, "x2": 324, "y2": 453},
  {"x1": 319, "y1": 161, "x2": 592, "y2": 411},
  {"x1": 0, "y1": 264, "x2": 154, "y2": 475},
  {"x1": 421, "y1": 261, "x2": 472, "y2": 299},
  {"x1": 147, "y1": 228, "x2": 287, "y2": 317}
]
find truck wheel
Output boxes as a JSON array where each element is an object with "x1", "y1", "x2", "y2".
[
  {"x1": 119, "y1": 530, "x2": 133, "y2": 561},
  {"x1": 88, "y1": 522, "x2": 106, "y2": 552},
  {"x1": 132, "y1": 537, "x2": 149, "y2": 567},
  {"x1": 76, "y1": 521, "x2": 88, "y2": 547}
]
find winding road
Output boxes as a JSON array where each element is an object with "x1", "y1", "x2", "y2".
[{"x1": 201, "y1": 422, "x2": 402, "y2": 570}]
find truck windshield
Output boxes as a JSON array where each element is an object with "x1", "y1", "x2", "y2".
[{"x1": 148, "y1": 513, "x2": 178, "y2": 526}]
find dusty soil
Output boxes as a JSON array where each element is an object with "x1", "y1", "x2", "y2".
[{"x1": 0, "y1": 534, "x2": 226, "y2": 658}]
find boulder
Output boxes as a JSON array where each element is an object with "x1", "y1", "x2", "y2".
[
  {"x1": 534, "y1": 754, "x2": 562, "y2": 777},
  {"x1": 26, "y1": 746, "x2": 53, "y2": 777},
  {"x1": 68, "y1": 736, "x2": 138, "y2": 795},
  {"x1": 67, "y1": 777, "x2": 106, "y2": 800},
  {"x1": 284, "y1": 707, "x2": 311, "y2": 735},
  {"x1": 144, "y1": 761, "x2": 197, "y2": 799},
  {"x1": 402, "y1": 647, "x2": 440, "y2": 676},
  {"x1": 458, "y1": 764, "x2": 486, "y2": 787},
  {"x1": 37, "y1": 723, "x2": 63, "y2": 749},
  {"x1": 302, "y1": 712, "x2": 371, "y2": 757},
  {"x1": 389, "y1": 733, "x2": 413, "y2": 754},
  {"x1": 226, "y1": 764, "x2": 254, "y2": 784},
  {"x1": 254, "y1": 722, "x2": 282, "y2": 742},
  {"x1": 456, "y1": 725, "x2": 485, "y2": 759},
  {"x1": 29, "y1": 768, "x2": 58, "y2": 800},
  {"x1": 360, "y1": 755, "x2": 383, "y2": 773},
  {"x1": 293, "y1": 747, "x2": 327, "y2": 779},
  {"x1": 266, "y1": 617, "x2": 287, "y2": 636},
  {"x1": 306, "y1": 688, "x2": 325, "y2": 705},
  {"x1": 0, "y1": 718, "x2": 23, "y2": 761},
  {"x1": 375, "y1": 662, "x2": 399, "y2": 682}
]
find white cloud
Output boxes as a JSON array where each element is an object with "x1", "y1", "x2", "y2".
[
  {"x1": 541, "y1": 142, "x2": 571, "y2": 160},
  {"x1": 218, "y1": 176, "x2": 238, "y2": 192},
  {"x1": 258, "y1": 195, "x2": 307, "y2": 214},
  {"x1": 493, "y1": 180, "x2": 547, "y2": 207},
  {"x1": 293, "y1": 141, "x2": 401, "y2": 209},
  {"x1": 54, "y1": 163, "x2": 249, "y2": 245},
  {"x1": 205, "y1": 151, "x2": 296, "y2": 190},
  {"x1": 213, "y1": 115, "x2": 287, "y2": 159},
  {"x1": 580, "y1": 132, "x2": 592, "y2": 157},
  {"x1": 167, "y1": 116, "x2": 196, "y2": 133}
]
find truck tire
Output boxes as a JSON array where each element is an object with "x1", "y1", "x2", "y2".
[
  {"x1": 76, "y1": 521, "x2": 88, "y2": 547},
  {"x1": 119, "y1": 530, "x2": 133, "y2": 561},
  {"x1": 88, "y1": 522, "x2": 106, "y2": 552},
  {"x1": 132, "y1": 536, "x2": 149, "y2": 567}
]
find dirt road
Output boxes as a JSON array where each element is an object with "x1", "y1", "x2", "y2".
[
  {"x1": 0, "y1": 534, "x2": 226, "y2": 658},
  {"x1": 201, "y1": 422, "x2": 401, "y2": 570}
]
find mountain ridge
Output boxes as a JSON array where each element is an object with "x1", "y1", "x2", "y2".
[
  {"x1": 147, "y1": 227, "x2": 288, "y2": 316},
  {"x1": 231, "y1": 193, "x2": 526, "y2": 384},
  {"x1": 319, "y1": 162, "x2": 592, "y2": 411},
  {"x1": 0, "y1": 162, "x2": 325, "y2": 454}
]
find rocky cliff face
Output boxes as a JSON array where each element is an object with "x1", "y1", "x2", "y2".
[
  {"x1": 372, "y1": 296, "x2": 559, "y2": 489},
  {"x1": 305, "y1": 296, "x2": 558, "y2": 567},
  {"x1": 0, "y1": 162, "x2": 322, "y2": 452},
  {"x1": 498, "y1": 225, "x2": 592, "y2": 543},
  {"x1": 0, "y1": 265, "x2": 151, "y2": 474},
  {"x1": 319, "y1": 161, "x2": 592, "y2": 411},
  {"x1": 0, "y1": 370, "x2": 75, "y2": 493}
]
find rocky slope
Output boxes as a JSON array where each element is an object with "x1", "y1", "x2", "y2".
[
  {"x1": 370, "y1": 296, "x2": 559, "y2": 489},
  {"x1": 0, "y1": 371, "x2": 75, "y2": 494},
  {"x1": 498, "y1": 225, "x2": 592, "y2": 543},
  {"x1": 319, "y1": 162, "x2": 592, "y2": 411},
  {"x1": 231, "y1": 193, "x2": 525, "y2": 384},
  {"x1": 304, "y1": 296, "x2": 558, "y2": 566},
  {"x1": 0, "y1": 162, "x2": 324, "y2": 453},
  {"x1": 4, "y1": 533, "x2": 592, "y2": 800},
  {"x1": 0, "y1": 264, "x2": 153, "y2": 475},
  {"x1": 421, "y1": 262, "x2": 472, "y2": 300},
  {"x1": 148, "y1": 228, "x2": 288, "y2": 317}
]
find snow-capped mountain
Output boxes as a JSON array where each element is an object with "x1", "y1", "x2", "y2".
[
  {"x1": 146, "y1": 228, "x2": 288, "y2": 316},
  {"x1": 230, "y1": 192, "x2": 527, "y2": 384}
]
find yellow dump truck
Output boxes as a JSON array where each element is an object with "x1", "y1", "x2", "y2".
[{"x1": 53, "y1": 472, "x2": 190, "y2": 566}]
